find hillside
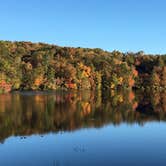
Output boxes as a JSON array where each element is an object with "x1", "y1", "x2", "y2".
[{"x1": 0, "y1": 41, "x2": 166, "y2": 93}]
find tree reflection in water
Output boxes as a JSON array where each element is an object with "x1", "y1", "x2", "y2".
[{"x1": 0, "y1": 90, "x2": 165, "y2": 142}]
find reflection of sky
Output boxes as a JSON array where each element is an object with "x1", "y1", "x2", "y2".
[{"x1": 1, "y1": 122, "x2": 166, "y2": 166}]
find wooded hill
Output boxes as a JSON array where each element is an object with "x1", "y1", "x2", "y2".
[{"x1": 0, "y1": 41, "x2": 165, "y2": 93}]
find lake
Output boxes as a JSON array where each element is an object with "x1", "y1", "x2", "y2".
[{"x1": 0, "y1": 90, "x2": 166, "y2": 166}]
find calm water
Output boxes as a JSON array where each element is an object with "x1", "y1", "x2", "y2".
[{"x1": 0, "y1": 90, "x2": 166, "y2": 166}]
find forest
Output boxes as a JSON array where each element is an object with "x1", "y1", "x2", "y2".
[{"x1": 0, "y1": 40, "x2": 166, "y2": 93}]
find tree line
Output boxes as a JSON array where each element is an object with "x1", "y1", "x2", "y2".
[{"x1": 0, "y1": 41, "x2": 165, "y2": 93}]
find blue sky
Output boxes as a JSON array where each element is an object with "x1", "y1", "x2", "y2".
[{"x1": 0, "y1": 0, "x2": 166, "y2": 54}]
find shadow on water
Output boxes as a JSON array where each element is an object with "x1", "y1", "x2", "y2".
[{"x1": 0, "y1": 89, "x2": 165, "y2": 142}]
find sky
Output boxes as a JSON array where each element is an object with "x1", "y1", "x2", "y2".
[{"x1": 0, "y1": 0, "x2": 166, "y2": 54}]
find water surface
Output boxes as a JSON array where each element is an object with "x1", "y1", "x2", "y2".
[{"x1": 0, "y1": 90, "x2": 166, "y2": 166}]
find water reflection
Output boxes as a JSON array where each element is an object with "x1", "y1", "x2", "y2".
[{"x1": 0, "y1": 90, "x2": 165, "y2": 142}]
